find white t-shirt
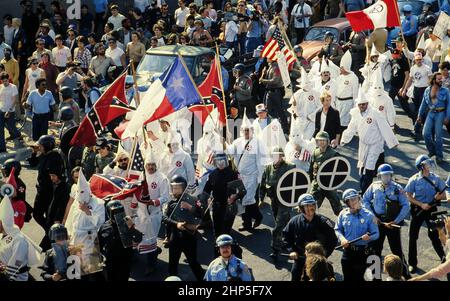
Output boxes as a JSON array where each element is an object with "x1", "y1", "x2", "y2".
[
  {"x1": 0, "y1": 83, "x2": 18, "y2": 112},
  {"x1": 108, "y1": 14, "x2": 126, "y2": 32},
  {"x1": 3, "y1": 25, "x2": 14, "y2": 46},
  {"x1": 320, "y1": 111, "x2": 326, "y2": 131},
  {"x1": 105, "y1": 47, "x2": 125, "y2": 67},
  {"x1": 175, "y1": 7, "x2": 190, "y2": 27},
  {"x1": 424, "y1": 38, "x2": 441, "y2": 62},
  {"x1": 52, "y1": 46, "x2": 72, "y2": 68},
  {"x1": 225, "y1": 21, "x2": 239, "y2": 43},
  {"x1": 410, "y1": 64, "x2": 432, "y2": 88},
  {"x1": 292, "y1": 3, "x2": 312, "y2": 28},
  {"x1": 26, "y1": 68, "x2": 45, "y2": 93}
]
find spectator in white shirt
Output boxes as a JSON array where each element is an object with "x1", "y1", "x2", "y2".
[
  {"x1": 290, "y1": 0, "x2": 312, "y2": 44},
  {"x1": 52, "y1": 34, "x2": 72, "y2": 72},
  {"x1": 225, "y1": 16, "x2": 239, "y2": 50},
  {"x1": 107, "y1": 4, "x2": 126, "y2": 33},
  {"x1": 175, "y1": 0, "x2": 190, "y2": 32},
  {"x1": 3, "y1": 15, "x2": 14, "y2": 46},
  {"x1": 105, "y1": 38, "x2": 126, "y2": 74},
  {"x1": 0, "y1": 72, "x2": 21, "y2": 150}
]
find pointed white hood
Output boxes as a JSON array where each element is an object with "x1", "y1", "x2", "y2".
[
  {"x1": 240, "y1": 109, "x2": 254, "y2": 138},
  {"x1": 75, "y1": 169, "x2": 91, "y2": 204},
  {"x1": 355, "y1": 84, "x2": 368, "y2": 104},
  {"x1": 0, "y1": 195, "x2": 19, "y2": 236},
  {"x1": 340, "y1": 51, "x2": 352, "y2": 72}
]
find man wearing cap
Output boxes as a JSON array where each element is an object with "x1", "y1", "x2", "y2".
[
  {"x1": 252, "y1": 103, "x2": 272, "y2": 137},
  {"x1": 260, "y1": 146, "x2": 295, "y2": 259},
  {"x1": 232, "y1": 63, "x2": 254, "y2": 118},
  {"x1": 260, "y1": 58, "x2": 289, "y2": 133},
  {"x1": 402, "y1": 4, "x2": 419, "y2": 50},
  {"x1": 417, "y1": 72, "x2": 450, "y2": 164},
  {"x1": 103, "y1": 150, "x2": 130, "y2": 178},
  {"x1": 309, "y1": 131, "x2": 342, "y2": 216},
  {"x1": 335, "y1": 51, "x2": 359, "y2": 131},
  {"x1": 205, "y1": 234, "x2": 253, "y2": 281},
  {"x1": 283, "y1": 194, "x2": 337, "y2": 281},
  {"x1": 341, "y1": 89, "x2": 399, "y2": 194},
  {"x1": 313, "y1": 62, "x2": 337, "y2": 105},
  {"x1": 37, "y1": 22, "x2": 55, "y2": 49},
  {"x1": 401, "y1": 51, "x2": 432, "y2": 138},
  {"x1": 95, "y1": 138, "x2": 115, "y2": 173}
]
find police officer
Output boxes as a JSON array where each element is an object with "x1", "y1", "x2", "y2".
[
  {"x1": 231, "y1": 63, "x2": 254, "y2": 118},
  {"x1": 162, "y1": 175, "x2": 205, "y2": 280},
  {"x1": 260, "y1": 58, "x2": 289, "y2": 133},
  {"x1": 205, "y1": 234, "x2": 253, "y2": 281},
  {"x1": 335, "y1": 188, "x2": 380, "y2": 281},
  {"x1": 98, "y1": 200, "x2": 143, "y2": 281},
  {"x1": 309, "y1": 131, "x2": 343, "y2": 216},
  {"x1": 319, "y1": 31, "x2": 344, "y2": 66},
  {"x1": 59, "y1": 86, "x2": 80, "y2": 124},
  {"x1": 405, "y1": 155, "x2": 447, "y2": 274},
  {"x1": 362, "y1": 164, "x2": 411, "y2": 279},
  {"x1": 290, "y1": 45, "x2": 311, "y2": 93},
  {"x1": 40, "y1": 223, "x2": 70, "y2": 281},
  {"x1": 94, "y1": 137, "x2": 115, "y2": 173},
  {"x1": 283, "y1": 194, "x2": 337, "y2": 281},
  {"x1": 32, "y1": 135, "x2": 66, "y2": 243},
  {"x1": 260, "y1": 146, "x2": 295, "y2": 259},
  {"x1": 204, "y1": 153, "x2": 240, "y2": 239}
]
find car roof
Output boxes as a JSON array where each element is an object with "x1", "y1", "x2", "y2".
[
  {"x1": 311, "y1": 18, "x2": 350, "y2": 31},
  {"x1": 145, "y1": 45, "x2": 214, "y2": 56}
]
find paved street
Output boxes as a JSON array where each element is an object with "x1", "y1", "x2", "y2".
[{"x1": 6, "y1": 98, "x2": 450, "y2": 281}]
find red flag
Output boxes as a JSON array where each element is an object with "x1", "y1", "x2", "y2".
[
  {"x1": 261, "y1": 26, "x2": 295, "y2": 69},
  {"x1": 345, "y1": 0, "x2": 400, "y2": 31},
  {"x1": 89, "y1": 174, "x2": 128, "y2": 199},
  {"x1": 70, "y1": 72, "x2": 131, "y2": 146},
  {"x1": 189, "y1": 59, "x2": 227, "y2": 126},
  {"x1": 114, "y1": 120, "x2": 130, "y2": 139},
  {"x1": 6, "y1": 167, "x2": 17, "y2": 190}
]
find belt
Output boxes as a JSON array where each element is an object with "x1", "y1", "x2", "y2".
[
  {"x1": 337, "y1": 96, "x2": 353, "y2": 101},
  {"x1": 33, "y1": 112, "x2": 50, "y2": 116},
  {"x1": 433, "y1": 107, "x2": 445, "y2": 113}
]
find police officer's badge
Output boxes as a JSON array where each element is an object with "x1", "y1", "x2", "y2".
[
  {"x1": 151, "y1": 182, "x2": 157, "y2": 189},
  {"x1": 366, "y1": 117, "x2": 372, "y2": 124},
  {"x1": 360, "y1": 218, "x2": 365, "y2": 224},
  {"x1": 175, "y1": 161, "x2": 182, "y2": 167}
]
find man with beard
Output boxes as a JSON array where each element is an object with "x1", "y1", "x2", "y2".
[
  {"x1": 104, "y1": 150, "x2": 130, "y2": 178},
  {"x1": 283, "y1": 194, "x2": 337, "y2": 281},
  {"x1": 417, "y1": 72, "x2": 450, "y2": 164},
  {"x1": 88, "y1": 43, "x2": 113, "y2": 86}
]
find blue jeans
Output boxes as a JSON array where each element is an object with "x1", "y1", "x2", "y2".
[
  {"x1": 237, "y1": 34, "x2": 247, "y2": 55},
  {"x1": 0, "y1": 112, "x2": 20, "y2": 152},
  {"x1": 32, "y1": 113, "x2": 50, "y2": 141},
  {"x1": 245, "y1": 37, "x2": 262, "y2": 54},
  {"x1": 422, "y1": 111, "x2": 445, "y2": 159}
]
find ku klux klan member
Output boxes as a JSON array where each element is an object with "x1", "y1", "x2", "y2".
[
  {"x1": 341, "y1": 88, "x2": 399, "y2": 194},
  {"x1": 334, "y1": 50, "x2": 359, "y2": 131},
  {"x1": 288, "y1": 67, "x2": 321, "y2": 141},
  {"x1": 64, "y1": 170, "x2": 105, "y2": 279}
]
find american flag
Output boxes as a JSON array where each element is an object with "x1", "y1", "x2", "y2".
[
  {"x1": 261, "y1": 26, "x2": 296, "y2": 69},
  {"x1": 128, "y1": 143, "x2": 144, "y2": 180}
]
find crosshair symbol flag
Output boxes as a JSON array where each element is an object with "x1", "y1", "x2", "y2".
[
  {"x1": 316, "y1": 156, "x2": 351, "y2": 190},
  {"x1": 276, "y1": 168, "x2": 311, "y2": 207}
]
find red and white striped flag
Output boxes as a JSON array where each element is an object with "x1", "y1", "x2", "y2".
[
  {"x1": 261, "y1": 26, "x2": 295, "y2": 69},
  {"x1": 345, "y1": 0, "x2": 400, "y2": 31}
]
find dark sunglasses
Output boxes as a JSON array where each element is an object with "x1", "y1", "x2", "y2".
[{"x1": 118, "y1": 158, "x2": 128, "y2": 162}]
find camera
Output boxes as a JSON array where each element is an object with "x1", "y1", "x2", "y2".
[
  {"x1": 430, "y1": 210, "x2": 449, "y2": 230},
  {"x1": 237, "y1": 13, "x2": 250, "y2": 22}
]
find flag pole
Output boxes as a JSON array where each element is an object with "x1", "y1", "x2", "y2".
[
  {"x1": 131, "y1": 61, "x2": 149, "y2": 148},
  {"x1": 277, "y1": 20, "x2": 301, "y2": 66},
  {"x1": 214, "y1": 43, "x2": 230, "y2": 145},
  {"x1": 177, "y1": 53, "x2": 218, "y2": 129},
  {"x1": 392, "y1": 2, "x2": 412, "y2": 69},
  {"x1": 126, "y1": 135, "x2": 138, "y2": 178}
]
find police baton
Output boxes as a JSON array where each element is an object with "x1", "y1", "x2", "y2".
[{"x1": 335, "y1": 232, "x2": 376, "y2": 250}]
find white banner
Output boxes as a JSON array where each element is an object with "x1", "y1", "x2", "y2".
[
  {"x1": 433, "y1": 11, "x2": 450, "y2": 40},
  {"x1": 276, "y1": 51, "x2": 291, "y2": 89}
]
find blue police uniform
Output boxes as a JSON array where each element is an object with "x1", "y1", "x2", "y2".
[
  {"x1": 404, "y1": 172, "x2": 446, "y2": 268},
  {"x1": 283, "y1": 213, "x2": 337, "y2": 281},
  {"x1": 205, "y1": 255, "x2": 253, "y2": 281},
  {"x1": 335, "y1": 207, "x2": 379, "y2": 281},
  {"x1": 362, "y1": 181, "x2": 411, "y2": 279},
  {"x1": 418, "y1": 86, "x2": 450, "y2": 161}
]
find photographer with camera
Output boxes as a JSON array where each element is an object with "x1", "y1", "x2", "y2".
[
  {"x1": 55, "y1": 61, "x2": 84, "y2": 103},
  {"x1": 88, "y1": 43, "x2": 113, "y2": 87},
  {"x1": 409, "y1": 214, "x2": 450, "y2": 280},
  {"x1": 290, "y1": 0, "x2": 312, "y2": 44},
  {"x1": 205, "y1": 234, "x2": 253, "y2": 281},
  {"x1": 246, "y1": 9, "x2": 264, "y2": 54}
]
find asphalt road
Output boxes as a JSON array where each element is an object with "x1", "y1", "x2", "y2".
[{"x1": 5, "y1": 93, "x2": 450, "y2": 281}]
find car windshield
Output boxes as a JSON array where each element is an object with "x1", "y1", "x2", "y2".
[
  {"x1": 305, "y1": 27, "x2": 339, "y2": 42},
  {"x1": 137, "y1": 54, "x2": 195, "y2": 74}
]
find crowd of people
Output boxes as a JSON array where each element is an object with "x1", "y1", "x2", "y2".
[{"x1": 0, "y1": 0, "x2": 449, "y2": 283}]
